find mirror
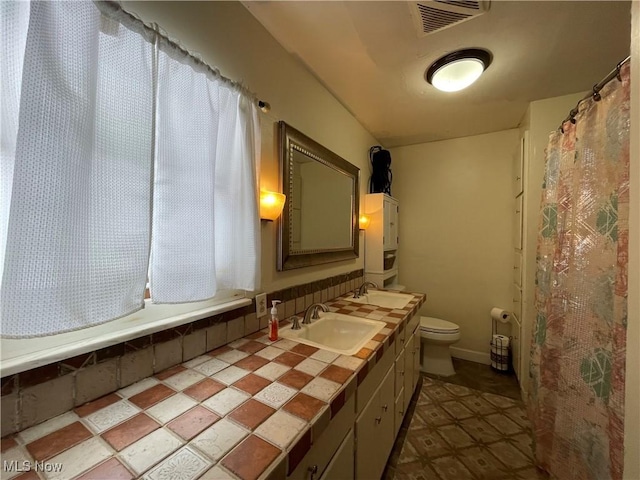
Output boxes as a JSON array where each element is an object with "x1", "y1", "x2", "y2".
[{"x1": 278, "y1": 121, "x2": 360, "y2": 270}]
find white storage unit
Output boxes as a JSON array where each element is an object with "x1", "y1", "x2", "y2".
[
  {"x1": 364, "y1": 194, "x2": 399, "y2": 287},
  {"x1": 511, "y1": 131, "x2": 528, "y2": 381}
]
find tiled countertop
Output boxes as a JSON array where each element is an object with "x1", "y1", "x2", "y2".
[{"x1": 0, "y1": 291, "x2": 425, "y2": 480}]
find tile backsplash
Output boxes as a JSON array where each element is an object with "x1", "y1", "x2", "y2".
[{"x1": 1, "y1": 270, "x2": 364, "y2": 437}]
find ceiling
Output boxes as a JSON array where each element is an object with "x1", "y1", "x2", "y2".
[{"x1": 242, "y1": 1, "x2": 631, "y2": 147}]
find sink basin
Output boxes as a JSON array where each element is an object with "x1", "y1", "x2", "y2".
[
  {"x1": 280, "y1": 312, "x2": 385, "y2": 356},
  {"x1": 349, "y1": 290, "x2": 413, "y2": 309}
]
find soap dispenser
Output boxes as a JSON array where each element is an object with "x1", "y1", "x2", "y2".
[{"x1": 269, "y1": 300, "x2": 281, "y2": 341}]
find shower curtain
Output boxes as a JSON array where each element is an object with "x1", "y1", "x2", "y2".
[{"x1": 528, "y1": 62, "x2": 630, "y2": 480}]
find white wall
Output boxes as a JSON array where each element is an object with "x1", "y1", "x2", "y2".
[
  {"x1": 123, "y1": 1, "x2": 378, "y2": 294},
  {"x1": 390, "y1": 129, "x2": 519, "y2": 361}
]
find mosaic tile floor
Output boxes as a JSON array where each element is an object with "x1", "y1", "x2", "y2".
[{"x1": 385, "y1": 366, "x2": 549, "y2": 480}]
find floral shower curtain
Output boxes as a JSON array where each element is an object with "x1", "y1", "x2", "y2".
[{"x1": 528, "y1": 62, "x2": 630, "y2": 480}]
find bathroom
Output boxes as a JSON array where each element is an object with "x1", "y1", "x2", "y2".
[{"x1": 0, "y1": 1, "x2": 638, "y2": 479}]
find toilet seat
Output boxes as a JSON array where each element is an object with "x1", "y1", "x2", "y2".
[{"x1": 419, "y1": 316, "x2": 460, "y2": 335}]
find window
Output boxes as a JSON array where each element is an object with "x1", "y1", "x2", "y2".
[{"x1": 0, "y1": 1, "x2": 260, "y2": 339}]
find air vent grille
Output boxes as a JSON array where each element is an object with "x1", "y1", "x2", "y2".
[
  {"x1": 412, "y1": 1, "x2": 489, "y2": 36},
  {"x1": 417, "y1": 4, "x2": 471, "y2": 33},
  {"x1": 434, "y1": 0, "x2": 480, "y2": 10}
]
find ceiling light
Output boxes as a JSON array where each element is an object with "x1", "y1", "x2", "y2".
[{"x1": 425, "y1": 49, "x2": 492, "y2": 92}]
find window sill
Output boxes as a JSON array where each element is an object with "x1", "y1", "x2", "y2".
[{"x1": 0, "y1": 294, "x2": 252, "y2": 377}]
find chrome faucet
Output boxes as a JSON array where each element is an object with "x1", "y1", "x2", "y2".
[
  {"x1": 303, "y1": 303, "x2": 330, "y2": 325},
  {"x1": 353, "y1": 281, "x2": 378, "y2": 298}
]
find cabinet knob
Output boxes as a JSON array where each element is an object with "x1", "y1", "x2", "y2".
[
  {"x1": 382, "y1": 404, "x2": 388, "y2": 412},
  {"x1": 308, "y1": 465, "x2": 318, "y2": 480},
  {"x1": 516, "y1": 176, "x2": 521, "y2": 180},
  {"x1": 400, "y1": 371, "x2": 404, "y2": 376},
  {"x1": 375, "y1": 416, "x2": 382, "y2": 424}
]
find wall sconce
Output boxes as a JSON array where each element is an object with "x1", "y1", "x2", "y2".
[
  {"x1": 260, "y1": 190, "x2": 286, "y2": 222},
  {"x1": 359, "y1": 214, "x2": 371, "y2": 230}
]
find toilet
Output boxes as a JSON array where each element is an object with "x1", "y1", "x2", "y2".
[{"x1": 419, "y1": 316, "x2": 461, "y2": 377}]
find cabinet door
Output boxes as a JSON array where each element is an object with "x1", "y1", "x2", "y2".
[
  {"x1": 355, "y1": 392, "x2": 383, "y2": 480},
  {"x1": 412, "y1": 332, "x2": 421, "y2": 391},
  {"x1": 394, "y1": 350, "x2": 405, "y2": 398},
  {"x1": 512, "y1": 283, "x2": 522, "y2": 323},
  {"x1": 511, "y1": 318, "x2": 522, "y2": 382},
  {"x1": 356, "y1": 367, "x2": 394, "y2": 480},
  {"x1": 394, "y1": 387, "x2": 405, "y2": 437},
  {"x1": 514, "y1": 132, "x2": 527, "y2": 196},
  {"x1": 403, "y1": 332, "x2": 415, "y2": 413},
  {"x1": 320, "y1": 429, "x2": 354, "y2": 480},
  {"x1": 383, "y1": 199, "x2": 398, "y2": 251},
  {"x1": 513, "y1": 250, "x2": 523, "y2": 287},
  {"x1": 378, "y1": 367, "x2": 396, "y2": 462},
  {"x1": 513, "y1": 196, "x2": 523, "y2": 250},
  {"x1": 395, "y1": 326, "x2": 406, "y2": 358}
]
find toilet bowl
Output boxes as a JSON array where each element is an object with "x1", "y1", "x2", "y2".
[{"x1": 419, "y1": 316, "x2": 461, "y2": 377}]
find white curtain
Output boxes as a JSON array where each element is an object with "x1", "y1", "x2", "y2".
[
  {"x1": 150, "y1": 39, "x2": 260, "y2": 302},
  {"x1": 0, "y1": 1, "x2": 29, "y2": 296},
  {"x1": 212, "y1": 91, "x2": 261, "y2": 293},
  {"x1": 0, "y1": 1, "x2": 260, "y2": 337}
]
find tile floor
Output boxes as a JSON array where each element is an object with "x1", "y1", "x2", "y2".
[{"x1": 384, "y1": 359, "x2": 549, "y2": 480}]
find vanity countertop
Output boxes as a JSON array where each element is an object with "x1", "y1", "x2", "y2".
[{"x1": 1, "y1": 291, "x2": 425, "y2": 480}]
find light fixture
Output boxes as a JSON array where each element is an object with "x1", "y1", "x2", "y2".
[
  {"x1": 260, "y1": 190, "x2": 286, "y2": 221},
  {"x1": 257, "y1": 100, "x2": 271, "y2": 113},
  {"x1": 359, "y1": 214, "x2": 371, "y2": 230},
  {"x1": 425, "y1": 48, "x2": 492, "y2": 92}
]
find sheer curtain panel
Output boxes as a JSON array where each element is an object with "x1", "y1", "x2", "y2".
[
  {"x1": 149, "y1": 38, "x2": 260, "y2": 303},
  {"x1": 0, "y1": 1, "x2": 29, "y2": 294},
  {"x1": 1, "y1": 2, "x2": 154, "y2": 337}
]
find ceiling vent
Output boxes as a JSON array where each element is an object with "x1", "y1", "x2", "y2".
[{"x1": 411, "y1": 0, "x2": 490, "y2": 36}]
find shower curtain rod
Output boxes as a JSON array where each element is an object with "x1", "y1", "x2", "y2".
[
  {"x1": 559, "y1": 55, "x2": 630, "y2": 132},
  {"x1": 94, "y1": 1, "x2": 271, "y2": 113}
]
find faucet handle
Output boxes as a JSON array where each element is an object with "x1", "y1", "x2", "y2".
[
  {"x1": 311, "y1": 306, "x2": 322, "y2": 320},
  {"x1": 290, "y1": 316, "x2": 301, "y2": 330}
]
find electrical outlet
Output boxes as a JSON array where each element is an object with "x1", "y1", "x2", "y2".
[{"x1": 256, "y1": 293, "x2": 267, "y2": 317}]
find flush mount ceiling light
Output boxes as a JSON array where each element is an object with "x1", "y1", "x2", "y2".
[{"x1": 425, "y1": 48, "x2": 492, "y2": 92}]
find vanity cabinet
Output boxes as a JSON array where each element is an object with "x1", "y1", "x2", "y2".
[
  {"x1": 295, "y1": 310, "x2": 422, "y2": 480},
  {"x1": 355, "y1": 367, "x2": 395, "y2": 480},
  {"x1": 288, "y1": 395, "x2": 355, "y2": 480},
  {"x1": 364, "y1": 194, "x2": 399, "y2": 287}
]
